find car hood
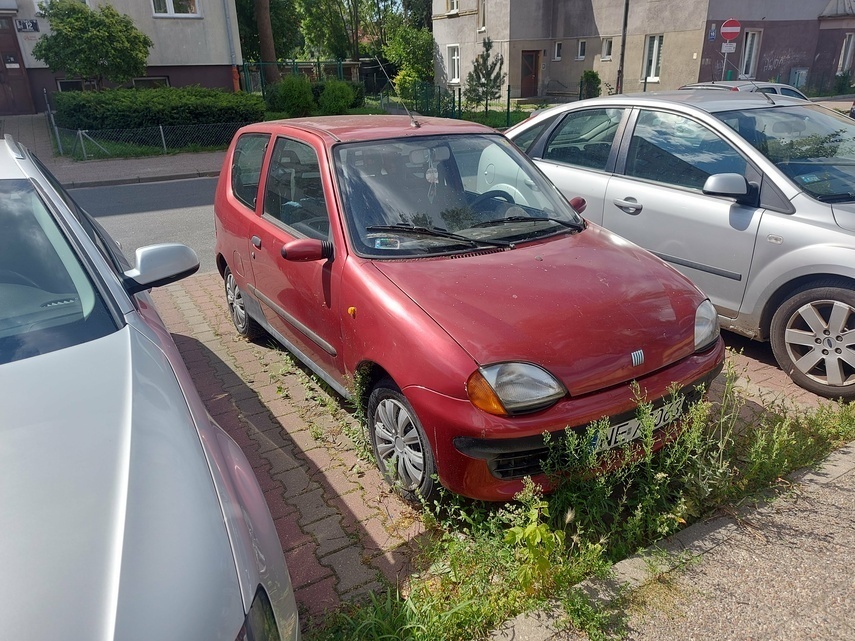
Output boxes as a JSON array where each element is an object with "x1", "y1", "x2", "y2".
[
  {"x1": 0, "y1": 326, "x2": 243, "y2": 641},
  {"x1": 372, "y1": 225, "x2": 704, "y2": 396},
  {"x1": 831, "y1": 202, "x2": 855, "y2": 233}
]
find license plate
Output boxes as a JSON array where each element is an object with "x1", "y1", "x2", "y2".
[{"x1": 591, "y1": 396, "x2": 685, "y2": 453}]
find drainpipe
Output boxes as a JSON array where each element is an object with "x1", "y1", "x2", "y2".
[
  {"x1": 220, "y1": 0, "x2": 239, "y2": 91},
  {"x1": 616, "y1": 0, "x2": 629, "y2": 94}
]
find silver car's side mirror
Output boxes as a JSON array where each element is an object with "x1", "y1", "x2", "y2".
[
  {"x1": 702, "y1": 173, "x2": 749, "y2": 197},
  {"x1": 123, "y1": 243, "x2": 200, "y2": 295}
]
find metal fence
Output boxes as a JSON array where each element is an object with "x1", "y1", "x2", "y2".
[{"x1": 48, "y1": 113, "x2": 248, "y2": 160}]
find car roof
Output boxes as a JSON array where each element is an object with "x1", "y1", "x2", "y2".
[
  {"x1": 244, "y1": 114, "x2": 497, "y2": 144},
  {"x1": 0, "y1": 135, "x2": 31, "y2": 180},
  {"x1": 530, "y1": 90, "x2": 811, "y2": 119}
]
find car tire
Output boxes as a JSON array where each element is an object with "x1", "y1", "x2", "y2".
[
  {"x1": 770, "y1": 280, "x2": 855, "y2": 400},
  {"x1": 224, "y1": 266, "x2": 264, "y2": 340},
  {"x1": 367, "y1": 378, "x2": 437, "y2": 501}
]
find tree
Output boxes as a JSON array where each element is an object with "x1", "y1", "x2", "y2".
[
  {"x1": 464, "y1": 38, "x2": 506, "y2": 114},
  {"x1": 401, "y1": 0, "x2": 431, "y2": 30},
  {"x1": 236, "y1": 0, "x2": 301, "y2": 62},
  {"x1": 298, "y1": 0, "x2": 359, "y2": 61},
  {"x1": 384, "y1": 19, "x2": 434, "y2": 82},
  {"x1": 32, "y1": 0, "x2": 153, "y2": 88},
  {"x1": 254, "y1": 0, "x2": 281, "y2": 84}
]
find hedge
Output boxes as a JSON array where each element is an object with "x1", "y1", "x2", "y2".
[{"x1": 53, "y1": 86, "x2": 265, "y2": 130}]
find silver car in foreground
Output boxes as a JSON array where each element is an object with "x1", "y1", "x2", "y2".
[
  {"x1": 506, "y1": 91, "x2": 855, "y2": 400},
  {"x1": 0, "y1": 135, "x2": 300, "y2": 641}
]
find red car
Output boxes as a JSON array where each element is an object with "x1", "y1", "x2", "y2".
[{"x1": 214, "y1": 115, "x2": 724, "y2": 502}]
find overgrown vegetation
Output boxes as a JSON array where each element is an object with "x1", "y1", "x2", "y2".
[{"x1": 310, "y1": 360, "x2": 855, "y2": 640}]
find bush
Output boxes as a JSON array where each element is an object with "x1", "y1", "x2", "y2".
[
  {"x1": 318, "y1": 80, "x2": 355, "y2": 115},
  {"x1": 53, "y1": 86, "x2": 264, "y2": 130},
  {"x1": 266, "y1": 74, "x2": 315, "y2": 117},
  {"x1": 581, "y1": 70, "x2": 602, "y2": 99}
]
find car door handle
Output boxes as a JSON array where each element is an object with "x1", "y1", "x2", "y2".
[
  {"x1": 613, "y1": 197, "x2": 643, "y2": 214},
  {"x1": 251, "y1": 235, "x2": 262, "y2": 248}
]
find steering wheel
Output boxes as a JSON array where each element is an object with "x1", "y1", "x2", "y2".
[{"x1": 471, "y1": 189, "x2": 515, "y2": 209}]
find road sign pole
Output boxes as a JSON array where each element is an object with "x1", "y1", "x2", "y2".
[{"x1": 722, "y1": 52, "x2": 728, "y2": 81}]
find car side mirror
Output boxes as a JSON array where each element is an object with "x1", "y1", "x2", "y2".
[
  {"x1": 568, "y1": 196, "x2": 587, "y2": 214},
  {"x1": 280, "y1": 238, "x2": 334, "y2": 262},
  {"x1": 123, "y1": 243, "x2": 199, "y2": 295},
  {"x1": 702, "y1": 173, "x2": 758, "y2": 206}
]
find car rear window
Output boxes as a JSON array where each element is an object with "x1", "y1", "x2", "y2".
[{"x1": 0, "y1": 179, "x2": 117, "y2": 365}]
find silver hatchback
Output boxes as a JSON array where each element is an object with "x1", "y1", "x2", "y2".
[
  {"x1": 506, "y1": 91, "x2": 855, "y2": 400},
  {"x1": 0, "y1": 136, "x2": 300, "y2": 640}
]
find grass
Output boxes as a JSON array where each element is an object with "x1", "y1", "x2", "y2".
[{"x1": 304, "y1": 358, "x2": 855, "y2": 641}]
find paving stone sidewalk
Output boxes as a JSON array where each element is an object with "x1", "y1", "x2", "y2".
[{"x1": 150, "y1": 272, "x2": 426, "y2": 627}]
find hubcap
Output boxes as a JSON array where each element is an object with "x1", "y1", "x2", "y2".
[
  {"x1": 784, "y1": 299, "x2": 855, "y2": 387},
  {"x1": 225, "y1": 272, "x2": 247, "y2": 330},
  {"x1": 373, "y1": 398, "x2": 425, "y2": 491}
]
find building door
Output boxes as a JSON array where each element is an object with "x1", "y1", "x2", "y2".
[
  {"x1": 521, "y1": 50, "x2": 539, "y2": 97},
  {"x1": 0, "y1": 18, "x2": 34, "y2": 115}
]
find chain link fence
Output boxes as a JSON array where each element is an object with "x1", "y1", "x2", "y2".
[{"x1": 48, "y1": 112, "x2": 249, "y2": 160}]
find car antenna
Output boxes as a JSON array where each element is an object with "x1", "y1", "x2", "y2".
[
  {"x1": 374, "y1": 54, "x2": 420, "y2": 128},
  {"x1": 720, "y1": 54, "x2": 775, "y2": 104}
]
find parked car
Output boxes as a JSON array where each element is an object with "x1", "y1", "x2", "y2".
[
  {"x1": 505, "y1": 91, "x2": 855, "y2": 400},
  {"x1": 0, "y1": 135, "x2": 300, "y2": 641},
  {"x1": 679, "y1": 80, "x2": 809, "y2": 101},
  {"x1": 214, "y1": 115, "x2": 724, "y2": 502}
]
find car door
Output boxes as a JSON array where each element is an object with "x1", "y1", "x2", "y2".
[
  {"x1": 603, "y1": 108, "x2": 765, "y2": 317},
  {"x1": 247, "y1": 134, "x2": 345, "y2": 385},
  {"x1": 530, "y1": 107, "x2": 628, "y2": 225}
]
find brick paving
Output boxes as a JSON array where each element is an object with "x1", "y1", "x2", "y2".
[{"x1": 151, "y1": 270, "x2": 830, "y2": 634}]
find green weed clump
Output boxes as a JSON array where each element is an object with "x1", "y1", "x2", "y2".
[{"x1": 310, "y1": 362, "x2": 855, "y2": 641}]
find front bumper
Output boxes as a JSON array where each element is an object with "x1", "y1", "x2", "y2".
[{"x1": 404, "y1": 339, "x2": 725, "y2": 501}]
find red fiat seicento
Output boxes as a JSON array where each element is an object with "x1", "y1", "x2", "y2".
[{"x1": 214, "y1": 115, "x2": 724, "y2": 502}]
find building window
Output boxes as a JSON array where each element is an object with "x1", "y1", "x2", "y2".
[
  {"x1": 447, "y1": 0, "x2": 459, "y2": 13},
  {"x1": 601, "y1": 38, "x2": 613, "y2": 61},
  {"x1": 643, "y1": 34, "x2": 663, "y2": 81},
  {"x1": 133, "y1": 76, "x2": 170, "y2": 89},
  {"x1": 35, "y1": 0, "x2": 87, "y2": 13},
  {"x1": 577, "y1": 40, "x2": 586, "y2": 60},
  {"x1": 152, "y1": 0, "x2": 198, "y2": 15},
  {"x1": 478, "y1": 0, "x2": 486, "y2": 30},
  {"x1": 448, "y1": 45, "x2": 460, "y2": 83},
  {"x1": 554, "y1": 42, "x2": 562, "y2": 61},
  {"x1": 839, "y1": 34, "x2": 855, "y2": 75},
  {"x1": 740, "y1": 30, "x2": 761, "y2": 79}
]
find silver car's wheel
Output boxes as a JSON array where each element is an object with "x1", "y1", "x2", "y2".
[
  {"x1": 771, "y1": 281, "x2": 855, "y2": 400},
  {"x1": 224, "y1": 266, "x2": 263, "y2": 340},
  {"x1": 368, "y1": 379, "x2": 436, "y2": 500}
]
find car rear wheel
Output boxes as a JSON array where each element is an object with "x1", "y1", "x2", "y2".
[
  {"x1": 367, "y1": 378, "x2": 436, "y2": 501},
  {"x1": 224, "y1": 266, "x2": 263, "y2": 340},
  {"x1": 770, "y1": 281, "x2": 855, "y2": 400}
]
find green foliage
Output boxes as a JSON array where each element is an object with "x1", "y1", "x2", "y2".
[
  {"x1": 581, "y1": 70, "x2": 602, "y2": 99},
  {"x1": 463, "y1": 38, "x2": 507, "y2": 114},
  {"x1": 53, "y1": 86, "x2": 264, "y2": 130},
  {"x1": 834, "y1": 71, "x2": 852, "y2": 95},
  {"x1": 236, "y1": 0, "x2": 302, "y2": 61},
  {"x1": 393, "y1": 67, "x2": 423, "y2": 102},
  {"x1": 33, "y1": 0, "x2": 153, "y2": 87},
  {"x1": 297, "y1": 0, "x2": 355, "y2": 60},
  {"x1": 319, "y1": 79, "x2": 355, "y2": 115},
  {"x1": 385, "y1": 21, "x2": 435, "y2": 83},
  {"x1": 266, "y1": 74, "x2": 315, "y2": 117}
]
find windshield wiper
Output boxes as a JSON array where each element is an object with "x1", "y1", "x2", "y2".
[
  {"x1": 366, "y1": 224, "x2": 514, "y2": 248},
  {"x1": 814, "y1": 192, "x2": 855, "y2": 203},
  {"x1": 472, "y1": 215, "x2": 586, "y2": 232}
]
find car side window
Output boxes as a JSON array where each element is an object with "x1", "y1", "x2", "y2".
[
  {"x1": 542, "y1": 108, "x2": 623, "y2": 171},
  {"x1": 624, "y1": 110, "x2": 748, "y2": 190},
  {"x1": 231, "y1": 133, "x2": 269, "y2": 211},
  {"x1": 510, "y1": 114, "x2": 558, "y2": 153},
  {"x1": 780, "y1": 88, "x2": 804, "y2": 99},
  {"x1": 263, "y1": 137, "x2": 330, "y2": 240}
]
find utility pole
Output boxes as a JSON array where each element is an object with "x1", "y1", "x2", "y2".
[{"x1": 616, "y1": 0, "x2": 629, "y2": 94}]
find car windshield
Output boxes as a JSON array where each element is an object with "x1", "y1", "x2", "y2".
[
  {"x1": 334, "y1": 134, "x2": 584, "y2": 257},
  {"x1": 0, "y1": 179, "x2": 116, "y2": 365},
  {"x1": 717, "y1": 104, "x2": 855, "y2": 202}
]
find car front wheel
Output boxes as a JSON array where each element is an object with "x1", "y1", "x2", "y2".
[
  {"x1": 224, "y1": 266, "x2": 263, "y2": 340},
  {"x1": 770, "y1": 281, "x2": 855, "y2": 400},
  {"x1": 367, "y1": 378, "x2": 437, "y2": 501}
]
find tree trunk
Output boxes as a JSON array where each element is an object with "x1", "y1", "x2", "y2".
[{"x1": 254, "y1": 0, "x2": 281, "y2": 85}]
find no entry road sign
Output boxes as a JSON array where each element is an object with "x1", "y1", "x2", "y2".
[{"x1": 721, "y1": 18, "x2": 741, "y2": 41}]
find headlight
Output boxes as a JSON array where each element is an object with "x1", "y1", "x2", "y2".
[
  {"x1": 236, "y1": 587, "x2": 280, "y2": 641},
  {"x1": 467, "y1": 362, "x2": 566, "y2": 416},
  {"x1": 694, "y1": 299, "x2": 720, "y2": 352}
]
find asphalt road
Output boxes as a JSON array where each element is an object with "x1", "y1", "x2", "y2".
[{"x1": 71, "y1": 177, "x2": 219, "y2": 274}]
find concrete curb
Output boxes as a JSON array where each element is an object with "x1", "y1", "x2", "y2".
[
  {"x1": 490, "y1": 440, "x2": 855, "y2": 640},
  {"x1": 64, "y1": 169, "x2": 222, "y2": 190}
]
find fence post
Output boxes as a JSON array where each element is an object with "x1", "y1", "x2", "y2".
[
  {"x1": 579, "y1": 78, "x2": 583, "y2": 100},
  {"x1": 506, "y1": 84, "x2": 511, "y2": 128},
  {"x1": 77, "y1": 130, "x2": 87, "y2": 160},
  {"x1": 458, "y1": 88, "x2": 462, "y2": 119},
  {"x1": 159, "y1": 125, "x2": 167, "y2": 154}
]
